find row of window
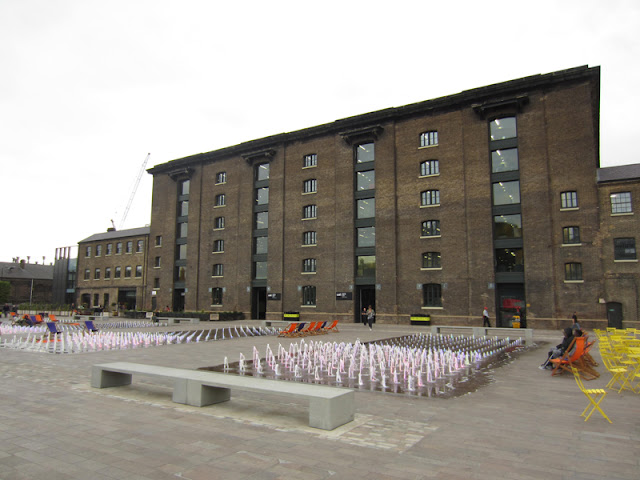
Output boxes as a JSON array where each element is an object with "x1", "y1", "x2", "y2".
[
  {"x1": 84, "y1": 266, "x2": 142, "y2": 280},
  {"x1": 85, "y1": 240, "x2": 144, "y2": 258}
]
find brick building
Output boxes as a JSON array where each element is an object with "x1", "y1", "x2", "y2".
[
  {"x1": 145, "y1": 65, "x2": 636, "y2": 328},
  {"x1": 0, "y1": 260, "x2": 53, "y2": 305},
  {"x1": 76, "y1": 227, "x2": 150, "y2": 313}
]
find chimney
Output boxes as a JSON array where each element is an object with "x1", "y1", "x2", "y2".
[{"x1": 20, "y1": 259, "x2": 25, "y2": 269}]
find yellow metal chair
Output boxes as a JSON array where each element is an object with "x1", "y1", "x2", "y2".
[{"x1": 571, "y1": 367, "x2": 612, "y2": 423}]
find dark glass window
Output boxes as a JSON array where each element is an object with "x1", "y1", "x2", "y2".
[
  {"x1": 95, "y1": 245, "x2": 102, "y2": 257},
  {"x1": 303, "y1": 154, "x2": 317, "y2": 168},
  {"x1": 356, "y1": 255, "x2": 376, "y2": 277},
  {"x1": 303, "y1": 231, "x2": 317, "y2": 246},
  {"x1": 213, "y1": 240, "x2": 224, "y2": 253},
  {"x1": 490, "y1": 117, "x2": 517, "y2": 140},
  {"x1": 562, "y1": 227, "x2": 581, "y2": 245},
  {"x1": 420, "y1": 131, "x2": 438, "y2": 147},
  {"x1": 303, "y1": 179, "x2": 317, "y2": 194},
  {"x1": 256, "y1": 163, "x2": 270, "y2": 181},
  {"x1": 423, "y1": 284, "x2": 442, "y2": 307},
  {"x1": 421, "y1": 190, "x2": 440, "y2": 206},
  {"x1": 180, "y1": 179, "x2": 190, "y2": 196},
  {"x1": 356, "y1": 198, "x2": 375, "y2": 219},
  {"x1": 83, "y1": 268, "x2": 89, "y2": 280},
  {"x1": 611, "y1": 192, "x2": 632, "y2": 214},
  {"x1": 561, "y1": 191, "x2": 578, "y2": 209},
  {"x1": 491, "y1": 148, "x2": 519, "y2": 173},
  {"x1": 356, "y1": 143, "x2": 375, "y2": 163},
  {"x1": 420, "y1": 160, "x2": 439, "y2": 176},
  {"x1": 212, "y1": 264, "x2": 224, "y2": 277},
  {"x1": 493, "y1": 181, "x2": 521, "y2": 205},
  {"x1": 494, "y1": 214, "x2": 522, "y2": 239},
  {"x1": 105, "y1": 267, "x2": 111, "y2": 279},
  {"x1": 303, "y1": 258, "x2": 317, "y2": 273},
  {"x1": 216, "y1": 172, "x2": 226, "y2": 184},
  {"x1": 179, "y1": 200, "x2": 189, "y2": 216},
  {"x1": 302, "y1": 285, "x2": 316, "y2": 306},
  {"x1": 94, "y1": 268, "x2": 100, "y2": 280},
  {"x1": 614, "y1": 238, "x2": 637, "y2": 260},
  {"x1": 303, "y1": 205, "x2": 317, "y2": 219},
  {"x1": 565, "y1": 263, "x2": 583, "y2": 281},
  {"x1": 154, "y1": 256, "x2": 161, "y2": 268},
  {"x1": 495, "y1": 248, "x2": 524, "y2": 272},
  {"x1": 135, "y1": 265, "x2": 142, "y2": 277},
  {"x1": 421, "y1": 220, "x2": 441, "y2": 237},
  {"x1": 422, "y1": 252, "x2": 441, "y2": 269},
  {"x1": 256, "y1": 187, "x2": 269, "y2": 205},
  {"x1": 212, "y1": 288, "x2": 223, "y2": 305},
  {"x1": 215, "y1": 194, "x2": 226, "y2": 207},
  {"x1": 254, "y1": 261, "x2": 267, "y2": 279},
  {"x1": 254, "y1": 236, "x2": 268, "y2": 255},
  {"x1": 214, "y1": 217, "x2": 225, "y2": 229},
  {"x1": 357, "y1": 227, "x2": 375, "y2": 247},
  {"x1": 115, "y1": 267, "x2": 121, "y2": 278},
  {"x1": 255, "y1": 211, "x2": 268, "y2": 229}
]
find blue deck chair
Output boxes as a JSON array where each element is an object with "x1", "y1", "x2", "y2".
[
  {"x1": 46, "y1": 322, "x2": 61, "y2": 335},
  {"x1": 84, "y1": 320, "x2": 99, "y2": 332}
]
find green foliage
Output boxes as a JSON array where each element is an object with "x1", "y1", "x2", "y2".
[{"x1": 0, "y1": 281, "x2": 10, "y2": 303}]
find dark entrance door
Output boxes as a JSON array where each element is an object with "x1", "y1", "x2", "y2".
[
  {"x1": 172, "y1": 288, "x2": 185, "y2": 312},
  {"x1": 356, "y1": 285, "x2": 376, "y2": 323},
  {"x1": 606, "y1": 302, "x2": 623, "y2": 329},
  {"x1": 496, "y1": 284, "x2": 525, "y2": 328},
  {"x1": 252, "y1": 287, "x2": 266, "y2": 320}
]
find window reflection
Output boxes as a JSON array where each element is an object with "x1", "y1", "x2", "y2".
[
  {"x1": 495, "y1": 248, "x2": 524, "y2": 272},
  {"x1": 255, "y1": 211, "x2": 268, "y2": 229},
  {"x1": 356, "y1": 143, "x2": 375, "y2": 163},
  {"x1": 494, "y1": 214, "x2": 522, "y2": 239},
  {"x1": 491, "y1": 148, "x2": 519, "y2": 173},
  {"x1": 357, "y1": 227, "x2": 375, "y2": 247},
  {"x1": 493, "y1": 181, "x2": 521, "y2": 205},
  {"x1": 357, "y1": 198, "x2": 375, "y2": 219},
  {"x1": 357, "y1": 170, "x2": 375, "y2": 190},
  {"x1": 490, "y1": 117, "x2": 517, "y2": 140},
  {"x1": 356, "y1": 255, "x2": 376, "y2": 277}
]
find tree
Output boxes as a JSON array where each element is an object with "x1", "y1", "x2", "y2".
[{"x1": 0, "y1": 281, "x2": 10, "y2": 304}]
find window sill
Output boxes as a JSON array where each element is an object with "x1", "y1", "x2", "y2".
[
  {"x1": 212, "y1": 251, "x2": 224, "y2": 255},
  {"x1": 560, "y1": 207, "x2": 579, "y2": 212},
  {"x1": 561, "y1": 243, "x2": 582, "y2": 247},
  {"x1": 421, "y1": 306, "x2": 443, "y2": 310},
  {"x1": 420, "y1": 235, "x2": 441, "y2": 239},
  {"x1": 213, "y1": 227, "x2": 225, "y2": 231},
  {"x1": 301, "y1": 305, "x2": 317, "y2": 308},
  {"x1": 302, "y1": 165, "x2": 317, "y2": 170},
  {"x1": 211, "y1": 275, "x2": 224, "y2": 278},
  {"x1": 614, "y1": 259, "x2": 638, "y2": 263},
  {"x1": 420, "y1": 204, "x2": 440, "y2": 208},
  {"x1": 418, "y1": 145, "x2": 439, "y2": 150},
  {"x1": 302, "y1": 191, "x2": 317, "y2": 196},
  {"x1": 302, "y1": 244, "x2": 317, "y2": 247},
  {"x1": 563, "y1": 280, "x2": 584, "y2": 284},
  {"x1": 611, "y1": 212, "x2": 634, "y2": 216},
  {"x1": 214, "y1": 205, "x2": 226, "y2": 208},
  {"x1": 210, "y1": 305, "x2": 223, "y2": 308},
  {"x1": 302, "y1": 271, "x2": 317, "y2": 275},
  {"x1": 302, "y1": 217, "x2": 317, "y2": 221},
  {"x1": 215, "y1": 182, "x2": 227, "y2": 186},
  {"x1": 419, "y1": 174, "x2": 440, "y2": 179},
  {"x1": 421, "y1": 267, "x2": 442, "y2": 271}
]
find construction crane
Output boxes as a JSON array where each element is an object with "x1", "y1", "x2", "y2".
[{"x1": 113, "y1": 153, "x2": 150, "y2": 230}]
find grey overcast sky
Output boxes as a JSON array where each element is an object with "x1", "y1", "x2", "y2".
[{"x1": 1, "y1": 0, "x2": 639, "y2": 264}]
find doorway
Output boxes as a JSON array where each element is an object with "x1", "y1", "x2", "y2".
[
  {"x1": 252, "y1": 287, "x2": 266, "y2": 320},
  {"x1": 356, "y1": 285, "x2": 376, "y2": 323},
  {"x1": 496, "y1": 284, "x2": 525, "y2": 328},
  {"x1": 606, "y1": 302, "x2": 623, "y2": 329},
  {"x1": 172, "y1": 288, "x2": 185, "y2": 312}
]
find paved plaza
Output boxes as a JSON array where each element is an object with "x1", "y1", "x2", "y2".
[{"x1": 1, "y1": 320, "x2": 638, "y2": 479}]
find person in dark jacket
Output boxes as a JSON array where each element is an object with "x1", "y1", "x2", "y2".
[{"x1": 539, "y1": 327, "x2": 574, "y2": 369}]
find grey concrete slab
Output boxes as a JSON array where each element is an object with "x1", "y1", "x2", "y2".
[{"x1": 1, "y1": 321, "x2": 639, "y2": 479}]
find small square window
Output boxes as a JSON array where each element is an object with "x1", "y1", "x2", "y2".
[
  {"x1": 562, "y1": 227, "x2": 581, "y2": 245},
  {"x1": 303, "y1": 179, "x2": 317, "y2": 194},
  {"x1": 215, "y1": 194, "x2": 226, "y2": 207},
  {"x1": 421, "y1": 190, "x2": 440, "y2": 207},
  {"x1": 216, "y1": 172, "x2": 227, "y2": 184},
  {"x1": 303, "y1": 231, "x2": 317, "y2": 246},
  {"x1": 564, "y1": 262, "x2": 583, "y2": 281},
  {"x1": 614, "y1": 238, "x2": 637, "y2": 260},
  {"x1": 422, "y1": 252, "x2": 441, "y2": 269},
  {"x1": 420, "y1": 131, "x2": 438, "y2": 147},
  {"x1": 610, "y1": 192, "x2": 632, "y2": 214},
  {"x1": 303, "y1": 205, "x2": 317, "y2": 219},
  {"x1": 420, "y1": 160, "x2": 439, "y2": 176},
  {"x1": 212, "y1": 264, "x2": 224, "y2": 277},
  {"x1": 303, "y1": 258, "x2": 317, "y2": 273},
  {"x1": 421, "y1": 220, "x2": 441, "y2": 237},
  {"x1": 561, "y1": 191, "x2": 578, "y2": 209},
  {"x1": 303, "y1": 154, "x2": 317, "y2": 168},
  {"x1": 213, "y1": 239, "x2": 224, "y2": 253},
  {"x1": 423, "y1": 283, "x2": 442, "y2": 307},
  {"x1": 214, "y1": 217, "x2": 225, "y2": 229}
]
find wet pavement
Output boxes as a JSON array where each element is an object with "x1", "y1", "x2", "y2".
[{"x1": 1, "y1": 320, "x2": 638, "y2": 479}]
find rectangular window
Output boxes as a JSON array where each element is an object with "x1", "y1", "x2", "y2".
[
  {"x1": 180, "y1": 179, "x2": 190, "y2": 196},
  {"x1": 303, "y1": 179, "x2": 317, "y2": 194},
  {"x1": 356, "y1": 143, "x2": 375, "y2": 163},
  {"x1": 212, "y1": 264, "x2": 224, "y2": 277},
  {"x1": 177, "y1": 244, "x2": 187, "y2": 260},
  {"x1": 489, "y1": 117, "x2": 517, "y2": 141},
  {"x1": 215, "y1": 194, "x2": 226, "y2": 207},
  {"x1": 421, "y1": 220, "x2": 441, "y2": 237},
  {"x1": 154, "y1": 256, "x2": 161, "y2": 268},
  {"x1": 303, "y1": 154, "x2": 317, "y2": 168},
  {"x1": 84, "y1": 269, "x2": 90, "y2": 280},
  {"x1": 155, "y1": 236, "x2": 162, "y2": 247},
  {"x1": 494, "y1": 214, "x2": 522, "y2": 239},
  {"x1": 255, "y1": 211, "x2": 268, "y2": 229},
  {"x1": 85, "y1": 246, "x2": 91, "y2": 258},
  {"x1": 422, "y1": 252, "x2": 441, "y2": 269},
  {"x1": 216, "y1": 171, "x2": 226, "y2": 184},
  {"x1": 302, "y1": 285, "x2": 316, "y2": 306},
  {"x1": 491, "y1": 148, "x2": 519, "y2": 173},
  {"x1": 135, "y1": 265, "x2": 142, "y2": 277},
  {"x1": 493, "y1": 181, "x2": 521, "y2": 205},
  {"x1": 116, "y1": 242, "x2": 122, "y2": 254},
  {"x1": 561, "y1": 191, "x2": 578, "y2": 209},
  {"x1": 611, "y1": 192, "x2": 632, "y2": 214},
  {"x1": 356, "y1": 198, "x2": 375, "y2": 219},
  {"x1": 176, "y1": 266, "x2": 186, "y2": 282},
  {"x1": 179, "y1": 200, "x2": 189, "y2": 216},
  {"x1": 421, "y1": 190, "x2": 440, "y2": 206},
  {"x1": 423, "y1": 284, "x2": 442, "y2": 307},
  {"x1": 94, "y1": 268, "x2": 100, "y2": 280},
  {"x1": 136, "y1": 240, "x2": 143, "y2": 253},
  {"x1": 178, "y1": 222, "x2": 188, "y2": 238},
  {"x1": 495, "y1": 248, "x2": 524, "y2": 272},
  {"x1": 254, "y1": 261, "x2": 267, "y2": 279},
  {"x1": 256, "y1": 163, "x2": 270, "y2": 181},
  {"x1": 153, "y1": 278, "x2": 160, "y2": 288},
  {"x1": 562, "y1": 226, "x2": 581, "y2": 245},
  {"x1": 212, "y1": 287, "x2": 223, "y2": 305},
  {"x1": 303, "y1": 205, "x2": 317, "y2": 219},
  {"x1": 420, "y1": 131, "x2": 438, "y2": 147},
  {"x1": 614, "y1": 238, "x2": 637, "y2": 260},
  {"x1": 214, "y1": 217, "x2": 225, "y2": 229},
  {"x1": 420, "y1": 160, "x2": 439, "y2": 176},
  {"x1": 303, "y1": 258, "x2": 317, "y2": 273},
  {"x1": 254, "y1": 236, "x2": 268, "y2": 254},
  {"x1": 106, "y1": 243, "x2": 113, "y2": 255},
  {"x1": 213, "y1": 239, "x2": 224, "y2": 253},
  {"x1": 126, "y1": 241, "x2": 133, "y2": 254},
  {"x1": 256, "y1": 187, "x2": 269, "y2": 205},
  {"x1": 356, "y1": 255, "x2": 376, "y2": 277},
  {"x1": 105, "y1": 267, "x2": 111, "y2": 279},
  {"x1": 303, "y1": 231, "x2": 317, "y2": 246},
  {"x1": 357, "y1": 170, "x2": 375, "y2": 191},
  {"x1": 95, "y1": 245, "x2": 102, "y2": 257},
  {"x1": 115, "y1": 267, "x2": 121, "y2": 278},
  {"x1": 124, "y1": 266, "x2": 132, "y2": 278},
  {"x1": 357, "y1": 226, "x2": 375, "y2": 247},
  {"x1": 565, "y1": 263, "x2": 583, "y2": 281}
]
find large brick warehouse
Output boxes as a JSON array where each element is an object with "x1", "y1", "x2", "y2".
[{"x1": 145, "y1": 65, "x2": 638, "y2": 329}]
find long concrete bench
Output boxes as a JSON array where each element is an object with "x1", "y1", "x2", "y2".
[
  {"x1": 91, "y1": 362, "x2": 354, "y2": 430},
  {"x1": 429, "y1": 325, "x2": 533, "y2": 342},
  {"x1": 165, "y1": 317, "x2": 200, "y2": 325}
]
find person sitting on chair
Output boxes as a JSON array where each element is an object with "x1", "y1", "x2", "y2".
[{"x1": 540, "y1": 327, "x2": 574, "y2": 369}]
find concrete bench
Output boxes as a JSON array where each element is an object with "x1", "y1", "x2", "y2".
[
  {"x1": 430, "y1": 325, "x2": 533, "y2": 342},
  {"x1": 91, "y1": 362, "x2": 354, "y2": 430},
  {"x1": 165, "y1": 317, "x2": 200, "y2": 325}
]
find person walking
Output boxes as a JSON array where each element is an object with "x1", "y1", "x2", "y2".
[
  {"x1": 366, "y1": 305, "x2": 375, "y2": 331},
  {"x1": 482, "y1": 307, "x2": 491, "y2": 327}
]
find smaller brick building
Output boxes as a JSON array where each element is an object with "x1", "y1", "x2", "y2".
[
  {"x1": 76, "y1": 227, "x2": 150, "y2": 313},
  {"x1": 0, "y1": 260, "x2": 53, "y2": 305}
]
